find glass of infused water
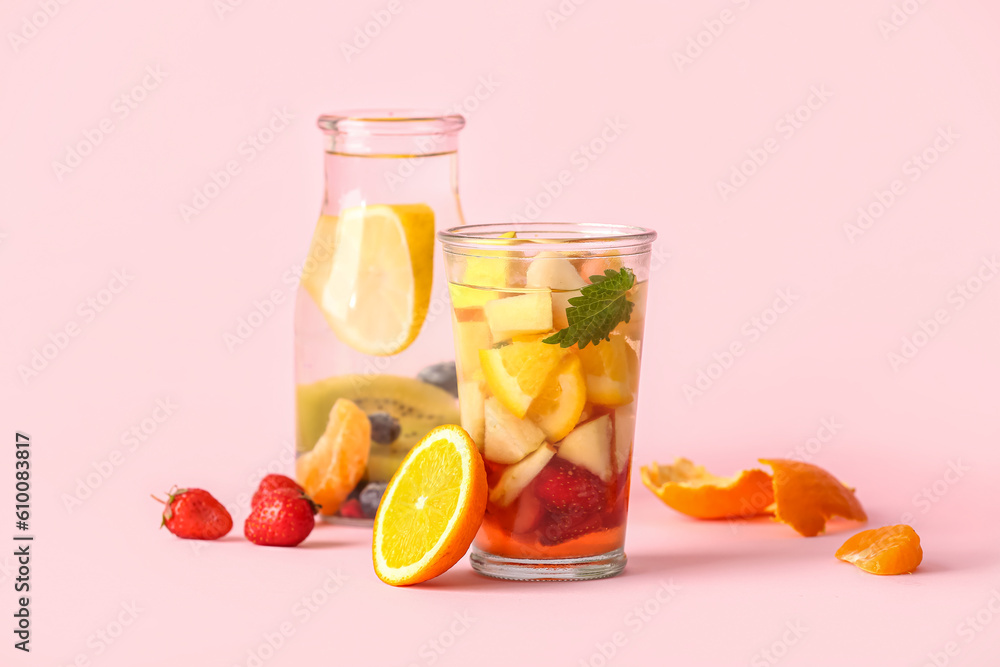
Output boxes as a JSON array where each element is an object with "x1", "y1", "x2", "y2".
[{"x1": 439, "y1": 223, "x2": 656, "y2": 581}]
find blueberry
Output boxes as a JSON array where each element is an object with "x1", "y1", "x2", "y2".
[
  {"x1": 360, "y1": 482, "x2": 388, "y2": 518},
  {"x1": 417, "y1": 361, "x2": 458, "y2": 397},
  {"x1": 368, "y1": 412, "x2": 401, "y2": 445}
]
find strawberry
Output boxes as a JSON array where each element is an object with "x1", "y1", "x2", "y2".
[
  {"x1": 534, "y1": 459, "x2": 606, "y2": 516},
  {"x1": 251, "y1": 474, "x2": 305, "y2": 509},
  {"x1": 339, "y1": 498, "x2": 364, "y2": 519},
  {"x1": 154, "y1": 487, "x2": 233, "y2": 540},
  {"x1": 244, "y1": 490, "x2": 318, "y2": 547},
  {"x1": 538, "y1": 511, "x2": 604, "y2": 546}
]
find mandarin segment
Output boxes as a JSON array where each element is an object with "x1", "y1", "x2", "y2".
[
  {"x1": 296, "y1": 398, "x2": 371, "y2": 516},
  {"x1": 760, "y1": 458, "x2": 867, "y2": 537},
  {"x1": 640, "y1": 458, "x2": 774, "y2": 519},
  {"x1": 836, "y1": 525, "x2": 923, "y2": 575}
]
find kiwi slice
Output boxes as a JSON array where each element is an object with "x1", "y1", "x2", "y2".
[{"x1": 296, "y1": 374, "x2": 461, "y2": 460}]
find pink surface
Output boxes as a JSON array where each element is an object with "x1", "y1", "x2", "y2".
[{"x1": 3, "y1": 0, "x2": 1000, "y2": 665}]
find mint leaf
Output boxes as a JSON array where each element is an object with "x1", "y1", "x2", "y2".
[{"x1": 543, "y1": 267, "x2": 636, "y2": 349}]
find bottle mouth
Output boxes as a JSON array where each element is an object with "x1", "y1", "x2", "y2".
[{"x1": 317, "y1": 109, "x2": 466, "y2": 136}]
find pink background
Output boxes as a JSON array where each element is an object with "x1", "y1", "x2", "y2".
[{"x1": 4, "y1": 0, "x2": 1000, "y2": 665}]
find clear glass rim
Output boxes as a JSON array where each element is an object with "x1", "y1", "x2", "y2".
[
  {"x1": 438, "y1": 223, "x2": 657, "y2": 254},
  {"x1": 317, "y1": 109, "x2": 466, "y2": 135}
]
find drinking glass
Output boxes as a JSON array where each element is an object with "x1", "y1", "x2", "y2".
[{"x1": 439, "y1": 223, "x2": 656, "y2": 580}]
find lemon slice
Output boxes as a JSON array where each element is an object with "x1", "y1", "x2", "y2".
[
  {"x1": 576, "y1": 333, "x2": 639, "y2": 406},
  {"x1": 314, "y1": 204, "x2": 434, "y2": 356}
]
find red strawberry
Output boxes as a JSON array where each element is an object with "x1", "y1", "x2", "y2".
[
  {"x1": 154, "y1": 487, "x2": 233, "y2": 540},
  {"x1": 339, "y1": 498, "x2": 364, "y2": 518},
  {"x1": 534, "y1": 459, "x2": 606, "y2": 516},
  {"x1": 538, "y1": 511, "x2": 604, "y2": 546},
  {"x1": 251, "y1": 474, "x2": 305, "y2": 509},
  {"x1": 244, "y1": 490, "x2": 318, "y2": 547}
]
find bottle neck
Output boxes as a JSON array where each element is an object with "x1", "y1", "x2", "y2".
[
  {"x1": 320, "y1": 137, "x2": 464, "y2": 226},
  {"x1": 323, "y1": 129, "x2": 460, "y2": 158}
]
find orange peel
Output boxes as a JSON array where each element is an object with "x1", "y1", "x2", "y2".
[
  {"x1": 640, "y1": 458, "x2": 774, "y2": 519},
  {"x1": 760, "y1": 458, "x2": 867, "y2": 537},
  {"x1": 836, "y1": 525, "x2": 922, "y2": 575}
]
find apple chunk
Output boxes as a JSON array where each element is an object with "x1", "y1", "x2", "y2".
[
  {"x1": 490, "y1": 443, "x2": 557, "y2": 507},
  {"x1": 526, "y1": 255, "x2": 587, "y2": 291},
  {"x1": 484, "y1": 291, "x2": 553, "y2": 341},
  {"x1": 556, "y1": 415, "x2": 612, "y2": 482},
  {"x1": 484, "y1": 397, "x2": 546, "y2": 464}
]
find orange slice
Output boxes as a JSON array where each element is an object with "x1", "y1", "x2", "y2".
[
  {"x1": 836, "y1": 525, "x2": 922, "y2": 575},
  {"x1": 525, "y1": 354, "x2": 587, "y2": 442},
  {"x1": 640, "y1": 458, "x2": 774, "y2": 519},
  {"x1": 373, "y1": 425, "x2": 487, "y2": 586},
  {"x1": 295, "y1": 398, "x2": 370, "y2": 516},
  {"x1": 479, "y1": 335, "x2": 570, "y2": 418},
  {"x1": 760, "y1": 458, "x2": 867, "y2": 537}
]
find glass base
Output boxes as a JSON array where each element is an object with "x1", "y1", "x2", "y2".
[{"x1": 470, "y1": 547, "x2": 626, "y2": 581}]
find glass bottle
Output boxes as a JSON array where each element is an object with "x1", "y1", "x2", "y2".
[{"x1": 294, "y1": 110, "x2": 466, "y2": 523}]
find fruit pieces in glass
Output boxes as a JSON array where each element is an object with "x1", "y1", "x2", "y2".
[{"x1": 450, "y1": 253, "x2": 646, "y2": 560}]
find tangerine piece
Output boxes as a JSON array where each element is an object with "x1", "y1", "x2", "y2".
[
  {"x1": 296, "y1": 398, "x2": 371, "y2": 516},
  {"x1": 835, "y1": 524, "x2": 923, "y2": 575},
  {"x1": 760, "y1": 458, "x2": 867, "y2": 537},
  {"x1": 373, "y1": 425, "x2": 487, "y2": 586},
  {"x1": 640, "y1": 458, "x2": 774, "y2": 519}
]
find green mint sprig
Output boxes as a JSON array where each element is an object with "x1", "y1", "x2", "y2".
[{"x1": 543, "y1": 267, "x2": 636, "y2": 349}]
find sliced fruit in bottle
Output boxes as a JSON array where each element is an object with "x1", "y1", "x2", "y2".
[
  {"x1": 525, "y1": 354, "x2": 587, "y2": 442},
  {"x1": 484, "y1": 291, "x2": 553, "y2": 342},
  {"x1": 483, "y1": 397, "x2": 546, "y2": 464},
  {"x1": 489, "y1": 443, "x2": 556, "y2": 507},
  {"x1": 300, "y1": 214, "x2": 338, "y2": 305},
  {"x1": 296, "y1": 374, "x2": 459, "y2": 455},
  {"x1": 479, "y1": 336, "x2": 571, "y2": 418},
  {"x1": 295, "y1": 398, "x2": 371, "y2": 515},
  {"x1": 314, "y1": 203, "x2": 435, "y2": 356},
  {"x1": 373, "y1": 425, "x2": 487, "y2": 586},
  {"x1": 576, "y1": 333, "x2": 639, "y2": 406},
  {"x1": 556, "y1": 414, "x2": 612, "y2": 482}
]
